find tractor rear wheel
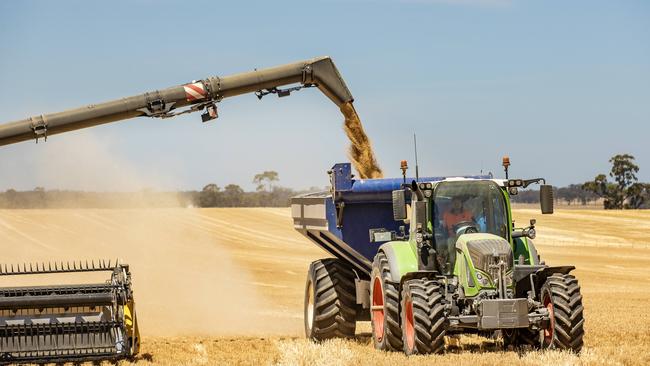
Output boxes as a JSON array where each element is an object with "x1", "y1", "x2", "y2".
[
  {"x1": 370, "y1": 251, "x2": 403, "y2": 351},
  {"x1": 540, "y1": 273, "x2": 585, "y2": 352},
  {"x1": 304, "y1": 259, "x2": 358, "y2": 340},
  {"x1": 400, "y1": 278, "x2": 446, "y2": 355}
]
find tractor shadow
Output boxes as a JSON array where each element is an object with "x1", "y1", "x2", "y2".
[
  {"x1": 122, "y1": 352, "x2": 154, "y2": 364},
  {"x1": 353, "y1": 332, "x2": 526, "y2": 356}
]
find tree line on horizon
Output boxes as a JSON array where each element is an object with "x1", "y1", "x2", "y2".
[
  {"x1": 512, "y1": 154, "x2": 650, "y2": 209},
  {"x1": 0, "y1": 171, "x2": 321, "y2": 209},
  {"x1": 0, "y1": 156, "x2": 647, "y2": 209}
]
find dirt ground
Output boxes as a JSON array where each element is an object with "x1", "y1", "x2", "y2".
[{"x1": 1, "y1": 207, "x2": 649, "y2": 365}]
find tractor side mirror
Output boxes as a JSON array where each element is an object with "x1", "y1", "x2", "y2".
[
  {"x1": 540, "y1": 185, "x2": 554, "y2": 214},
  {"x1": 392, "y1": 189, "x2": 407, "y2": 221}
]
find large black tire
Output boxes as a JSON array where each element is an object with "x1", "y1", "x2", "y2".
[
  {"x1": 304, "y1": 259, "x2": 358, "y2": 340},
  {"x1": 400, "y1": 278, "x2": 446, "y2": 355},
  {"x1": 370, "y1": 251, "x2": 403, "y2": 351},
  {"x1": 540, "y1": 273, "x2": 585, "y2": 352}
]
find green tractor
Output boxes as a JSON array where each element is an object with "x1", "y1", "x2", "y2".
[{"x1": 292, "y1": 161, "x2": 584, "y2": 354}]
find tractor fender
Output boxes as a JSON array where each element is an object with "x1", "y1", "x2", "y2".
[
  {"x1": 378, "y1": 242, "x2": 418, "y2": 282},
  {"x1": 534, "y1": 265, "x2": 575, "y2": 288},
  {"x1": 513, "y1": 265, "x2": 575, "y2": 298},
  {"x1": 399, "y1": 270, "x2": 443, "y2": 286}
]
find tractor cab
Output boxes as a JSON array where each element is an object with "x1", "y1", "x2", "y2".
[
  {"x1": 396, "y1": 175, "x2": 554, "y2": 276},
  {"x1": 431, "y1": 180, "x2": 509, "y2": 273},
  {"x1": 433, "y1": 180, "x2": 508, "y2": 241}
]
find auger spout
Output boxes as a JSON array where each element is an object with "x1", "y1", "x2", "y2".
[{"x1": 0, "y1": 56, "x2": 353, "y2": 147}]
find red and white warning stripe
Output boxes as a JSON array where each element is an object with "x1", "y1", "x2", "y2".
[{"x1": 183, "y1": 82, "x2": 207, "y2": 102}]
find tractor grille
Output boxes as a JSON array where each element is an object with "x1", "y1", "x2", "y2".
[{"x1": 466, "y1": 238, "x2": 513, "y2": 277}]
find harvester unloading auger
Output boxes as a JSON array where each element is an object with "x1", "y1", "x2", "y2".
[
  {"x1": 0, "y1": 56, "x2": 380, "y2": 363},
  {"x1": 0, "y1": 56, "x2": 382, "y2": 178}
]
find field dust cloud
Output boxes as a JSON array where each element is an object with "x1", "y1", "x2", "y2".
[
  {"x1": 340, "y1": 102, "x2": 383, "y2": 179},
  {"x1": 0, "y1": 134, "x2": 298, "y2": 337},
  {"x1": 31, "y1": 132, "x2": 176, "y2": 193},
  {"x1": 114, "y1": 210, "x2": 277, "y2": 336},
  {"x1": 0, "y1": 208, "x2": 297, "y2": 336}
]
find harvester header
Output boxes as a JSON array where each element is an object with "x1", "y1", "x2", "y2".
[
  {"x1": 0, "y1": 56, "x2": 353, "y2": 146},
  {"x1": 0, "y1": 259, "x2": 139, "y2": 364}
]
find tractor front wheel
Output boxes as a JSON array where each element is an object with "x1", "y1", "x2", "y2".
[
  {"x1": 370, "y1": 251, "x2": 403, "y2": 351},
  {"x1": 540, "y1": 273, "x2": 585, "y2": 352},
  {"x1": 400, "y1": 278, "x2": 446, "y2": 355},
  {"x1": 304, "y1": 259, "x2": 358, "y2": 340}
]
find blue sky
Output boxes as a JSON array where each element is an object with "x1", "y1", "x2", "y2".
[{"x1": 0, "y1": 0, "x2": 648, "y2": 191}]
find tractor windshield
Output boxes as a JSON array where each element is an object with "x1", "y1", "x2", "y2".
[{"x1": 431, "y1": 180, "x2": 508, "y2": 272}]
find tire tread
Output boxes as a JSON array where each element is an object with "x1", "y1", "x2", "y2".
[{"x1": 306, "y1": 258, "x2": 358, "y2": 340}]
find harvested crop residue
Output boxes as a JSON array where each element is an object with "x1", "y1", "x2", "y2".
[{"x1": 2, "y1": 208, "x2": 650, "y2": 365}]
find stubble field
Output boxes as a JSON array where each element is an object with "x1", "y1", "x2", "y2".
[{"x1": 1, "y1": 207, "x2": 649, "y2": 365}]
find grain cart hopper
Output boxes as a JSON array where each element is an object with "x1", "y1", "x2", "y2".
[
  {"x1": 293, "y1": 162, "x2": 584, "y2": 355},
  {"x1": 0, "y1": 260, "x2": 138, "y2": 364},
  {"x1": 0, "y1": 56, "x2": 360, "y2": 363}
]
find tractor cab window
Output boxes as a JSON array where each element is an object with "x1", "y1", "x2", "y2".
[{"x1": 432, "y1": 181, "x2": 508, "y2": 267}]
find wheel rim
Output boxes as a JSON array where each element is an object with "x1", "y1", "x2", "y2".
[
  {"x1": 405, "y1": 296, "x2": 415, "y2": 352},
  {"x1": 372, "y1": 276, "x2": 385, "y2": 341},
  {"x1": 543, "y1": 292, "x2": 554, "y2": 346},
  {"x1": 307, "y1": 280, "x2": 314, "y2": 332}
]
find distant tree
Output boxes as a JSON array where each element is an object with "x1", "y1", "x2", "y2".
[
  {"x1": 555, "y1": 184, "x2": 597, "y2": 206},
  {"x1": 5, "y1": 189, "x2": 17, "y2": 205},
  {"x1": 627, "y1": 182, "x2": 650, "y2": 209},
  {"x1": 266, "y1": 186, "x2": 295, "y2": 207},
  {"x1": 511, "y1": 189, "x2": 540, "y2": 203},
  {"x1": 223, "y1": 184, "x2": 244, "y2": 207},
  {"x1": 583, "y1": 154, "x2": 648, "y2": 209},
  {"x1": 198, "y1": 184, "x2": 221, "y2": 207},
  {"x1": 253, "y1": 171, "x2": 279, "y2": 192},
  {"x1": 557, "y1": 187, "x2": 575, "y2": 205}
]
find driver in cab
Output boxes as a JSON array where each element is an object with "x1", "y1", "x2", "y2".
[{"x1": 443, "y1": 196, "x2": 474, "y2": 236}]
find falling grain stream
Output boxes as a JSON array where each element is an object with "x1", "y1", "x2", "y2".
[{"x1": 340, "y1": 102, "x2": 383, "y2": 179}]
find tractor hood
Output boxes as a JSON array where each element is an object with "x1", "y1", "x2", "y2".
[{"x1": 455, "y1": 233, "x2": 513, "y2": 287}]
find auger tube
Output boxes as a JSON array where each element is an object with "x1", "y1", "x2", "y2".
[{"x1": 0, "y1": 56, "x2": 353, "y2": 146}]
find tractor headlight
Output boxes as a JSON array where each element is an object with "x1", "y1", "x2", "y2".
[{"x1": 527, "y1": 228, "x2": 536, "y2": 239}]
